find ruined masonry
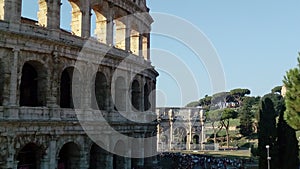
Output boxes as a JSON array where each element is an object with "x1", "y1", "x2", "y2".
[{"x1": 0, "y1": 0, "x2": 158, "y2": 168}]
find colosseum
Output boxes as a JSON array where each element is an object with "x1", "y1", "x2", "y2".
[{"x1": 0, "y1": 0, "x2": 158, "y2": 168}]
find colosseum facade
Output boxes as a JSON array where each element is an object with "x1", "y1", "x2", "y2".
[{"x1": 0, "y1": 0, "x2": 158, "y2": 168}]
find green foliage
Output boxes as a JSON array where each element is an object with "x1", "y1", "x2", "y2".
[
  {"x1": 206, "y1": 109, "x2": 223, "y2": 143},
  {"x1": 239, "y1": 97, "x2": 255, "y2": 136},
  {"x1": 283, "y1": 56, "x2": 300, "y2": 130},
  {"x1": 211, "y1": 92, "x2": 232, "y2": 109},
  {"x1": 219, "y1": 108, "x2": 238, "y2": 147},
  {"x1": 199, "y1": 95, "x2": 212, "y2": 111},
  {"x1": 258, "y1": 97, "x2": 278, "y2": 169},
  {"x1": 277, "y1": 106, "x2": 299, "y2": 169},
  {"x1": 230, "y1": 88, "x2": 251, "y2": 105},
  {"x1": 185, "y1": 101, "x2": 200, "y2": 107},
  {"x1": 271, "y1": 86, "x2": 282, "y2": 94},
  {"x1": 262, "y1": 93, "x2": 285, "y2": 116}
]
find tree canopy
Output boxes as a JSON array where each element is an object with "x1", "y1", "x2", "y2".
[
  {"x1": 283, "y1": 55, "x2": 300, "y2": 130},
  {"x1": 230, "y1": 88, "x2": 251, "y2": 106}
]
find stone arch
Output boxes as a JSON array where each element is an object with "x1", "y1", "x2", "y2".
[
  {"x1": 89, "y1": 142, "x2": 110, "y2": 169},
  {"x1": 193, "y1": 135, "x2": 200, "y2": 144},
  {"x1": 66, "y1": 0, "x2": 82, "y2": 36},
  {"x1": 113, "y1": 8, "x2": 127, "y2": 50},
  {"x1": 162, "y1": 135, "x2": 168, "y2": 145},
  {"x1": 91, "y1": 71, "x2": 109, "y2": 110},
  {"x1": 113, "y1": 140, "x2": 125, "y2": 169},
  {"x1": 57, "y1": 142, "x2": 81, "y2": 169},
  {"x1": 114, "y1": 76, "x2": 126, "y2": 111},
  {"x1": 131, "y1": 79, "x2": 141, "y2": 111},
  {"x1": 59, "y1": 66, "x2": 82, "y2": 108},
  {"x1": 130, "y1": 22, "x2": 140, "y2": 55},
  {"x1": 173, "y1": 126, "x2": 187, "y2": 149},
  {"x1": 17, "y1": 143, "x2": 45, "y2": 169},
  {"x1": 21, "y1": 0, "x2": 38, "y2": 21},
  {"x1": 142, "y1": 33, "x2": 149, "y2": 60},
  {"x1": 144, "y1": 82, "x2": 150, "y2": 111},
  {"x1": 60, "y1": 0, "x2": 72, "y2": 31},
  {"x1": 91, "y1": 3, "x2": 109, "y2": 43},
  {"x1": 20, "y1": 61, "x2": 48, "y2": 107}
]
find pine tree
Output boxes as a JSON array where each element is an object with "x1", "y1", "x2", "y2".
[
  {"x1": 239, "y1": 97, "x2": 253, "y2": 136},
  {"x1": 283, "y1": 55, "x2": 300, "y2": 130}
]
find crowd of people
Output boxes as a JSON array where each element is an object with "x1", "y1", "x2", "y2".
[{"x1": 158, "y1": 152, "x2": 256, "y2": 169}]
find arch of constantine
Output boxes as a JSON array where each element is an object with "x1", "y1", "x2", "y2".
[
  {"x1": 156, "y1": 107, "x2": 206, "y2": 152},
  {"x1": 0, "y1": 0, "x2": 158, "y2": 168}
]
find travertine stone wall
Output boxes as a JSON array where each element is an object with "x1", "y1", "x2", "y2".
[{"x1": 0, "y1": 0, "x2": 158, "y2": 168}]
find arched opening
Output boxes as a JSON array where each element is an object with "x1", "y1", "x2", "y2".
[
  {"x1": 114, "y1": 19, "x2": 126, "y2": 50},
  {"x1": 90, "y1": 143, "x2": 108, "y2": 169},
  {"x1": 22, "y1": 0, "x2": 38, "y2": 21},
  {"x1": 113, "y1": 140, "x2": 125, "y2": 169},
  {"x1": 0, "y1": 59, "x2": 4, "y2": 105},
  {"x1": 142, "y1": 34, "x2": 148, "y2": 60},
  {"x1": 144, "y1": 83, "x2": 150, "y2": 111},
  {"x1": 160, "y1": 135, "x2": 168, "y2": 151},
  {"x1": 17, "y1": 143, "x2": 44, "y2": 169},
  {"x1": 114, "y1": 10, "x2": 127, "y2": 50},
  {"x1": 173, "y1": 127, "x2": 187, "y2": 150},
  {"x1": 69, "y1": 0, "x2": 82, "y2": 36},
  {"x1": 91, "y1": 5, "x2": 108, "y2": 43},
  {"x1": 115, "y1": 77, "x2": 126, "y2": 111},
  {"x1": 90, "y1": 10, "x2": 96, "y2": 38},
  {"x1": 91, "y1": 72, "x2": 108, "y2": 110},
  {"x1": 58, "y1": 142, "x2": 80, "y2": 169},
  {"x1": 193, "y1": 135, "x2": 200, "y2": 144},
  {"x1": 131, "y1": 80, "x2": 140, "y2": 111},
  {"x1": 0, "y1": 1, "x2": 4, "y2": 20},
  {"x1": 130, "y1": 28, "x2": 139, "y2": 55},
  {"x1": 60, "y1": 0, "x2": 72, "y2": 31},
  {"x1": 20, "y1": 62, "x2": 47, "y2": 107},
  {"x1": 60, "y1": 67, "x2": 81, "y2": 108}
]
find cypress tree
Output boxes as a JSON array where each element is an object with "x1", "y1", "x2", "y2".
[
  {"x1": 258, "y1": 98, "x2": 278, "y2": 169},
  {"x1": 277, "y1": 106, "x2": 299, "y2": 169}
]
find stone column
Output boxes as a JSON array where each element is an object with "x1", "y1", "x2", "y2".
[
  {"x1": 79, "y1": 151, "x2": 89, "y2": 169},
  {"x1": 47, "y1": 51, "x2": 59, "y2": 108},
  {"x1": 188, "y1": 110, "x2": 192, "y2": 150},
  {"x1": 124, "y1": 157, "x2": 131, "y2": 169},
  {"x1": 169, "y1": 120, "x2": 173, "y2": 150},
  {"x1": 1, "y1": 0, "x2": 21, "y2": 22},
  {"x1": 106, "y1": 3, "x2": 114, "y2": 46},
  {"x1": 6, "y1": 136, "x2": 16, "y2": 169},
  {"x1": 48, "y1": 139, "x2": 57, "y2": 169},
  {"x1": 106, "y1": 153, "x2": 113, "y2": 169},
  {"x1": 139, "y1": 33, "x2": 143, "y2": 57},
  {"x1": 40, "y1": 158, "x2": 50, "y2": 169},
  {"x1": 4, "y1": 48, "x2": 20, "y2": 119},
  {"x1": 9, "y1": 48, "x2": 19, "y2": 106},
  {"x1": 41, "y1": 0, "x2": 60, "y2": 29},
  {"x1": 81, "y1": 0, "x2": 91, "y2": 38},
  {"x1": 125, "y1": 18, "x2": 131, "y2": 52},
  {"x1": 146, "y1": 33, "x2": 150, "y2": 60},
  {"x1": 140, "y1": 77, "x2": 145, "y2": 112}
]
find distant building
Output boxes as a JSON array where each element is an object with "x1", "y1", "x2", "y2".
[
  {"x1": 281, "y1": 85, "x2": 287, "y2": 97},
  {"x1": 156, "y1": 107, "x2": 205, "y2": 152}
]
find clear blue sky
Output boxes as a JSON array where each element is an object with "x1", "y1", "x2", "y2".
[
  {"x1": 22, "y1": 1, "x2": 300, "y2": 107},
  {"x1": 148, "y1": 0, "x2": 300, "y2": 107}
]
